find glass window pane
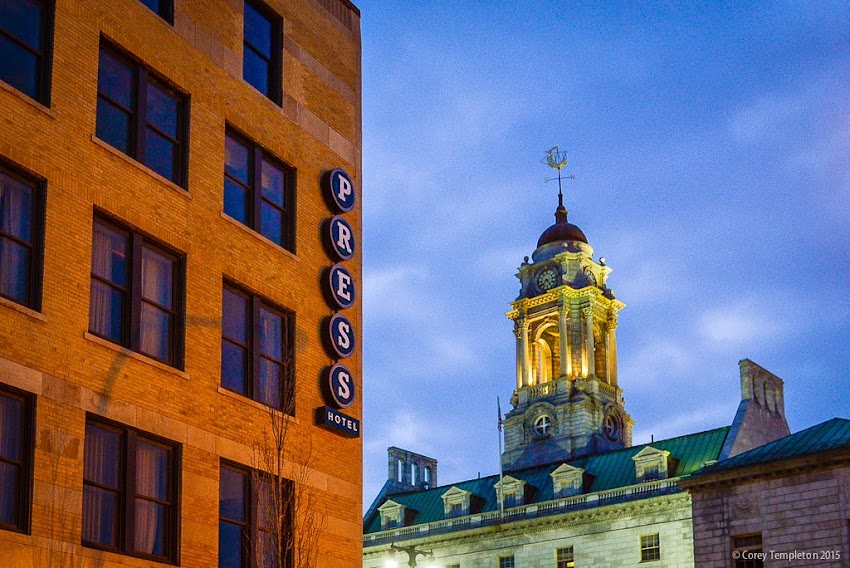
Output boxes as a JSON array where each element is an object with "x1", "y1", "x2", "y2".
[
  {"x1": 89, "y1": 280, "x2": 125, "y2": 343},
  {"x1": 141, "y1": 247, "x2": 173, "y2": 308},
  {"x1": 134, "y1": 499, "x2": 166, "y2": 556},
  {"x1": 146, "y1": 80, "x2": 179, "y2": 139},
  {"x1": 0, "y1": 238, "x2": 30, "y2": 304},
  {"x1": 219, "y1": 467, "x2": 246, "y2": 521},
  {"x1": 258, "y1": 307, "x2": 282, "y2": 359},
  {"x1": 140, "y1": 302, "x2": 171, "y2": 361},
  {"x1": 92, "y1": 222, "x2": 128, "y2": 285},
  {"x1": 257, "y1": 358, "x2": 281, "y2": 408},
  {"x1": 224, "y1": 134, "x2": 250, "y2": 185},
  {"x1": 84, "y1": 423, "x2": 121, "y2": 487},
  {"x1": 261, "y1": 160, "x2": 284, "y2": 207},
  {"x1": 82, "y1": 486, "x2": 119, "y2": 547},
  {"x1": 258, "y1": 530, "x2": 279, "y2": 568},
  {"x1": 144, "y1": 128, "x2": 177, "y2": 182},
  {"x1": 0, "y1": 37, "x2": 38, "y2": 99},
  {"x1": 0, "y1": 461, "x2": 20, "y2": 525},
  {"x1": 0, "y1": 394, "x2": 22, "y2": 460},
  {"x1": 256, "y1": 477, "x2": 275, "y2": 531},
  {"x1": 221, "y1": 341, "x2": 248, "y2": 395},
  {"x1": 98, "y1": 49, "x2": 135, "y2": 108},
  {"x1": 244, "y1": 2, "x2": 271, "y2": 57},
  {"x1": 0, "y1": 173, "x2": 33, "y2": 241},
  {"x1": 136, "y1": 441, "x2": 169, "y2": 500},
  {"x1": 218, "y1": 521, "x2": 244, "y2": 568},
  {"x1": 222, "y1": 288, "x2": 248, "y2": 343},
  {"x1": 243, "y1": 47, "x2": 270, "y2": 96},
  {"x1": 96, "y1": 98, "x2": 132, "y2": 154},
  {"x1": 224, "y1": 179, "x2": 248, "y2": 224},
  {"x1": 260, "y1": 201, "x2": 281, "y2": 245},
  {"x1": 0, "y1": 0, "x2": 43, "y2": 48}
]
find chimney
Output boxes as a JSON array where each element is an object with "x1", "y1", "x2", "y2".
[{"x1": 386, "y1": 447, "x2": 438, "y2": 494}]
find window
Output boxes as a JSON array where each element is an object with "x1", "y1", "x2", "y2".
[
  {"x1": 96, "y1": 42, "x2": 187, "y2": 186},
  {"x1": 224, "y1": 129, "x2": 294, "y2": 250},
  {"x1": 642, "y1": 464, "x2": 660, "y2": 481},
  {"x1": 499, "y1": 556, "x2": 515, "y2": 568},
  {"x1": 0, "y1": 384, "x2": 33, "y2": 534},
  {"x1": 0, "y1": 0, "x2": 51, "y2": 103},
  {"x1": 450, "y1": 502, "x2": 464, "y2": 518},
  {"x1": 447, "y1": 565, "x2": 460, "y2": 568},
  {"x1": 138, "y1": 0, "x2": 173, "y2": 23},
  {"x1": 0, "y1": 163, "x2": 43, "y2": 310},
  {"x1": 640, "y1": 533, "x2": 660, "y2": 562},
  {"x1": 732, "y1": 534, "x2": 763, "y2": 568},
  {"x1": 556, "y1": 546, "x2": 574, "y2": 568},
  {"x1": 243, "y1": 0, "x2": 282, "y2": 104},
  {"x1": 89, "y1": 216, "x2": 184, "y2": 367},
  {"x1": 82, "y1": 418, "x2": 179, "y2": 562},
  {"x1": 222, "y1": 283, "x2": 293, "y2": 411},
  {"x1": 219, "y1": 462, "x2": 292, "y2": 568}
]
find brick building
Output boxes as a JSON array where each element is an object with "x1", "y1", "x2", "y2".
[{"x1": 0, "y1": 0, "x2": 362, "y2": 566}]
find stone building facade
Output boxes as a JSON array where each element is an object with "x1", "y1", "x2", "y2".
[{"x1": 0, "y1": 0, "x2": 362, "y2": 566}]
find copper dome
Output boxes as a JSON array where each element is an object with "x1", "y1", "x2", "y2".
[{"x1": 536, "y1": 203, "x2": 587, "y2": 248}]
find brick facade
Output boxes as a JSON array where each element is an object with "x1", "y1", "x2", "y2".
[{"x1": 0, "y1": 0, "x2": 362, "y2": 566}]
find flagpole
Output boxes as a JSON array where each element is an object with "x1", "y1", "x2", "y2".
[{"x1": 497, "y1": 396, "x2": 505, "y2": 524}]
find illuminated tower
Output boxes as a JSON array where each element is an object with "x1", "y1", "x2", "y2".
[{"x1": 502, "y1": 180, "x2": 631, "y2": 470}]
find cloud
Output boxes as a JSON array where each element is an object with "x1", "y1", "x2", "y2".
[
  {"x1": 729, "y1": 94, "x2": 804, "y2": 143},
  {"x1": 633, "y1": 403, "x2": 737, "y2": 444},
  {"x1": 697, "y1": 298, "x2": 787, "y2": 345}
]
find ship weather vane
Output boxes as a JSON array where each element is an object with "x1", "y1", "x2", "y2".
[{"x1": 541, "y1": 146, "x2": 575, "y2": 206}]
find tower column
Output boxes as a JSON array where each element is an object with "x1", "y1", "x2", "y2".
[
  {"x1": 519, "y1": 316, "x2": 529, "y2": 387},
  {"x1": 583, "y1": 306, "x2": 595, "y2": 378},
  {"x1": 607, "y1": 314, "x2": 619, "y2": 387},
  {"x1": 558, "y1": 300, "x2": 569, "y2": 378},
  {"x1": 514, "y1": 320, "x2": 523, "y2": 389}
]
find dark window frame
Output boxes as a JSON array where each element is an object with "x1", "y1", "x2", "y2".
[
  {"x1": 89, "y1": 213, "x2": 186, "y2": 369},
  {"x1": 219, "y1": 460, "x2": 293, "y2": 568},
  {"x1": 221, "y1": 281, "x2": 294, "y2": 413},
  {"x1": 556, "y1": 546, "x2": 575, "y2": 568},
  {"x1": 242, "y1": 0, "x2": 283, "y2": 105},
  {"x1": 499, "y1": 555, "x2": 515, "y2": 568},
  {"x1": 138, "y1": 0, "x2": 174, "y2": 24},
  {"x1": 82, "y1": 415, "x2": 181, "y2": 564},
  {"x1": 0, "y1": 159, "x2": 45, "y2": 311},
  {"x1": 0, "y1": 383, "x2": 35, "y2": 535},
  {"x1": 0, "y1": 0, "x2": 54, "y2": 105},
  {"x1": 640, "y1": 533, "x2": 660, "y2": 562},
  {"x1": 732, "y1": 533, "x2": 764, "y2": 568},
  {"x1": 224, "y1": 127, "x2": 296, "y2": 252},
  {"x1": 96, "y1": 39, "x2": 189, "y2": 187}
]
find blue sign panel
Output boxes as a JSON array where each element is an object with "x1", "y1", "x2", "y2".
[
  {"x1": 328, "y1": 215, "x2": 355, "y2": 261},
  {"x1": 326, "y1": 168, "x2": 356, "y2": 212},
  {"x1": 327, "y1": 363, "x2": 356, "y2": 408},
  {"x1": 328, "y1": 313, "x2": 355, "y2": 359},
  {"x1": 317, "y1": 406, "x2": 360, "y2": 437},
  {"x1": 328, "y1": 264, "x2": 355, "y2": 310}
]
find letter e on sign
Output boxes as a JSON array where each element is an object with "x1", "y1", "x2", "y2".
[
  {"x1": 329, "y1": 264, "x2": 355, "y2": 309},
  {"x1": 327, "y1": 363, "x2": 356, "y2": 408}
]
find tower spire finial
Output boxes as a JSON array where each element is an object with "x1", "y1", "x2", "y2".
[{"x1": 542, "y1": 146, "x2": 574, "y2": 224}]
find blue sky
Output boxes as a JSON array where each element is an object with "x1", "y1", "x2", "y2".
[{"x1": 356, "y1": 1, "x2": 850, "y2": 507}]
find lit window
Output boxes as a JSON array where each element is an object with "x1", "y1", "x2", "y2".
[
  {"x1": 96, "y1": 42, "x2": 188, "y2": 186},
  {"x1": 0, "y1": 0, "x2": 51, "y2": 103},
  {"x1": 732, "y1": 534, "x2": 763, "y2": 568},
  {"x1": 222, "y1": 283, "x2": 294, "y2": 411},
  {"x1": 82, "y1": 418, "x2": 179, "y2": 562},
  {"x1": 243, "y1": 0, "x2": 281, "y2": 104},
  {"x1": 0, "y1": 163, "x2": 43, "y2": 310},
  {"x1": 499, "y1": 555, "x2": 515, "y2": 568},
  {"x1": 0, "y1": 384, "x2": 33, "y2": 534},
  {"x1": 138, "y1": 0, "x2": 173, "y2": 23},
  {"x1": 224, "y1": 129, "x2": 295, "y2": 250},
  {"x1": 640, "y1": 533, "x2": 660, "y2": 562},
  {"x1": 219, "y1": 462, "x2": 292, "y2": 568},
  {"x1": 89, "y1": 216, "x2": 184, "y2": 367},
  {"x1": 556, "y1": 546, "x2": 574, "y2": 568}
]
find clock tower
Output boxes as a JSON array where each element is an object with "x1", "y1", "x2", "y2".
[{"x1": 501, "y1": 194, "x2": 632, "y2": 471}]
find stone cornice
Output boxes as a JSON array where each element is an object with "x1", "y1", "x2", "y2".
[{"x1": 507, "y1": 287, "x2": 624, "y2": 320}]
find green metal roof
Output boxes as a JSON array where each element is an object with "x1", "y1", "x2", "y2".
[
  {"x1": 692, "y1": 417, "x2": 850, "y2": 477},
  {"x1": 364, "y1": 426, "x2": 729, "y2": 534}
]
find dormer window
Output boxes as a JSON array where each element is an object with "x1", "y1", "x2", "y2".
[
  {"x1": 441, "y1": 486, "x2": 473, "y2": 518},
  {"x1": 493, "y1": 475, "x2": 528, "y2": 508},
  {"x1": 378, "y1": 500, "x2": 412, "y2": 530},
  {"x1": 550, "y1": 463, "x2": 588, "y2": 498},
  {"x1": 631, "y1": 446, "x2": 678, "y2": 483}
]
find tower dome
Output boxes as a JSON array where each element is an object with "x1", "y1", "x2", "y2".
[{"x1": 536, "y1": 201, "x2": 587, "y2": 248}]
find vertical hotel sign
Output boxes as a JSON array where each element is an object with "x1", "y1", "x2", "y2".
[{"x1": 317, "y1": 168, "x2": 360, "y2": 437}]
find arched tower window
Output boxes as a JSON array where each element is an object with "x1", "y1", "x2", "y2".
[
  {"x1": 537, "y1": 338, "x2": 552, "y2": 384},
  {"x1": 410, "y1": 463, "x2": 418, "y2": 485},
  {"x1": 397, "y1": 459, "x2": 404, "y2": 482}
]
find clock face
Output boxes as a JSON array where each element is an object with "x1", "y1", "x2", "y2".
[
  {"x1": 603, "y1": 413, "x2": 621, "y2": 441},
  {"x1": 536, "y1": 268, "x2": 558, "y2": 291}
]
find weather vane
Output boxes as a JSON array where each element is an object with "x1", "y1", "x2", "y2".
[{"x1": 541, "y1": 146, "x2": 575, "y2": 206}]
